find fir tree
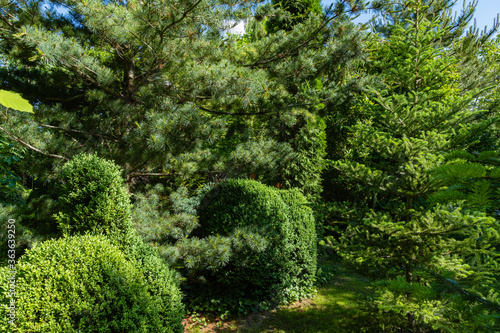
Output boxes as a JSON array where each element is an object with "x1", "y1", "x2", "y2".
[{"x1": 334, "y1": 0, "x2": 500, "y2": 330}]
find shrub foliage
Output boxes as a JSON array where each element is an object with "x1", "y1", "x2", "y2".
[
  {"x1": 190, "y1": 179, "x2": 317, "y2": 311},
  {"x1": 0, "y1": 234, "x2": 184, "y2": 332},
  {"x1": 55, "y1": 153, "x2": 132, "y2": 242}
]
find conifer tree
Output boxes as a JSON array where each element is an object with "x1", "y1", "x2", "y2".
[
  {"x1": 266, "y1": 0, "x2": 322, "y2": 33},
  {"x1": 334, "y1": 0, "x2": 500, "y2": 330},
  {"x1": 0, "y1": 0, "x2": 364, "y2": 198}
]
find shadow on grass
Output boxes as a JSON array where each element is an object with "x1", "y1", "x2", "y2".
[{"x1": 198, "y1": 260, "x2": 404, "y2": 333}]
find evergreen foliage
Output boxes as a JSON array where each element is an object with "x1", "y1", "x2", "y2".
[
  {"x1": 0, "y1": 0, "x2": 362, "y2": 194},
  {"x1": 188, "y1": 179, "x2": 317, "y2": 312},
  {"x1": 121, "y1": 234, "x2": 186, "y2": 333},
  {"x1": 131, "y1": 183, "x2": 201, "y2": 262},
  {"x1": 131, "y1": 179, "x2": 317, "y2": 314},
  {"x1": 54, "y1": 153, "x2": 133, "y2": 244},
  {"x1": 0, "y1": 136, "x2": 23, "y2": 205},
  {"x1": 15, "y1": 181, "x2": 60, "y2": 237},
  {"x1": 274, "y1": 112, "x2": 328, "y2": 199},
  {"x1": 0, "y1": 203, "x2": 35, "y2": 266},
  {"x1": 0, "y1": 234, "x2": 184, "y2": 333},
  {"x1": 266, "y1": 0, "x2": 322, "y2": 34},
  {"x1": 0, "y1": 90, "x2": 31, "y2": 203},
  {"x1": 333, "y1": 0, "x2": 500, "y2": 330},
  {"x1": 430, "y1": 150, "x2": 500, "y2": 216},
  {"x1": 1, "y1": 0, "x2": 499, "y2": 329}
]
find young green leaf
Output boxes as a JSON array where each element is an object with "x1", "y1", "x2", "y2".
[{"x1": 0, "y1": 90, "x2": 33, "y2": 113}]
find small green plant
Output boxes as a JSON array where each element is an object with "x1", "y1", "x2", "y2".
[
  {"x1": 189, "y1": 311, "x2": 208, "y2": 327},
  {"x1": 316, "y1": 264, "x2": 337, "y2": 285}
]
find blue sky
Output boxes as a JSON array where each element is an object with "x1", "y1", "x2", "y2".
[{"x1": 321, "y1": 0, "x2": 500, "y2": 34}]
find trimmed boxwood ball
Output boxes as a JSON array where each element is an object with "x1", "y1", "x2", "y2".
[
  {"x1": 0, "y1": 234, "x2": 184, "y2": 333},
  {"x1": 195, "y1": 179, "x2": 317, "y2": 308},
  {"x1": 123, "y1": 233, "x2": 185, "y2": 332},
  {"x1": 55, "y1": 153, "x2": 132, "y2": 243}
]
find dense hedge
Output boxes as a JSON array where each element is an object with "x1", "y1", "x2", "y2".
[
  {"x1": 54, "y1": 153, "x2": 132, "y2": 243},
  {"x1": 0, "y1": 235, "x2": 184, "y2": 333},
  {"x1": 194, "y1": 179, "x2": 317, "y2": 308}
]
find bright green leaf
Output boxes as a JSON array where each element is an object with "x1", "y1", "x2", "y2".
[{"x1": 0, "y1": 90, "x2": 34, "y2": 113}]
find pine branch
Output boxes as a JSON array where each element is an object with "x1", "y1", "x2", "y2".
[
  {"x1": 0, "y1": 126, "x2": 68, "y2": 160},
  {"x1": 44, "y1": 94, "x2": 86, "y2": 102},
  {"x1": 245, "y1": 6, "x2": 345, "y2": 68},
  {"x1": 196, "y1": 104, "x2": 272, "y2": 116},
  {"x1": 163, "y1": 0, "x2": 203, "y2": 32},
  {"x1": 39, "y1": 124, "x2": 119, "y2": 142},
  {"x1": 0, "y1": 5, "x2": 18, "y2": 31},
  {"x1": 69, "y1": 60, "x2": 123, "y2": 100}
]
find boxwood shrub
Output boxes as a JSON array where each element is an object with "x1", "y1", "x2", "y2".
[
  {"x1": 54, "y1": 153, "x2": 132, "y2": 244},
  {"x1": 193, "y1": 179, "x2": 317, "y2": 310},
  {"x1": 0, "y1": 234, "x2": 184, "y2": 332}
]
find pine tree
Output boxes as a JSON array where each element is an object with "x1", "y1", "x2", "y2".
[
  {"x1": 266, "y1": 0, "x2": 322, "y2": 33},
  {"x1": 334, "y1": 0, "x2": 500, "y2": 330},
  {"x1": 0, "y1": 0, "x2": 364, "y2": 197},
  {"x1": 0, "y1": 0, "x2": 367, "y2": 314}
]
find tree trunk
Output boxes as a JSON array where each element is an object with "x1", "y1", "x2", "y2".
[{"x1": 405, "y1": 263, "x2": 417, "y2": 332}]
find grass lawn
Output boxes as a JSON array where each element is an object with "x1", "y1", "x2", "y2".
[{"x1": 183, "y1": 256, "x2": 404, "y2": 333}]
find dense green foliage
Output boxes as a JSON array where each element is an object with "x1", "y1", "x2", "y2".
[
  {"x1": 0, "y1": 136, "x2": 23, "y2": 205},
  {"x1": 266, "y1": 0, "x2": 322, "y2": 33},
  {"x1": 430, "y1": 150, "x2": 500, "y2": 214},
  {"x1": 123, "y1": 235, "x2": 186, "y2": 333},
  {"x1": 0, "y1": 0, "x2": 499, "y2": 331},
  {"x1": 331, "y1": 0, "x2": 500, "y2": 331},
  {"x1": 183, "y1": 179, "x2": 316, "y2": 313},
  {"x1": 0, "y1": 0, "x2": 360, "y2": 189},
  {"x1": 54, "y1": 153, "x2": 133, "y2": 243},
  {"x1": 0, "y1": 235, "x2": 184, "y2": 333},
  {"x1": 0, "y1": 89, "x2": 30, "y2": 204}
]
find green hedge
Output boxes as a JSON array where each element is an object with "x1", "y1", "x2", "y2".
[
  {"x1": 55, "y1": 153, "x2": 132, "y2": 243},
  {"x1": 0, "y1": 235, "x2": 184, "y2": 332},
  {"x1": 195, "y1": 179, "x2": 317, "y2": 308}
]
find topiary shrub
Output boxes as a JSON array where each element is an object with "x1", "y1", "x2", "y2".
[
  {"x1": 54, "y1": 153, "x2": 132, "y2": 243},
  {"x1": 122, "y1": 232, "x2": 186, "y2": 332},
  {"x1": 0, "y1": 234, "x2": 184, "y2": 333},
  {"x1": 191, "y1": 179, "x2": 317, "y2": 311}
]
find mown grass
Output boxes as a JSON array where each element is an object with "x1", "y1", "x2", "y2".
[{"x1": 184, "y1": 256, "x2": 405, "y2": 333}]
